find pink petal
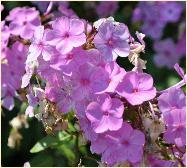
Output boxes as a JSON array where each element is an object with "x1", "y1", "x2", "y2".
[
  {"x1": 2, "y1": 96, "x2": 14, "y2": 111},
  {"x1": 68, "y1": 34, "x2": 86, "y2": 47},
  {"x1": 69, "y1": 19, "x2": 85, "y2": 35}
]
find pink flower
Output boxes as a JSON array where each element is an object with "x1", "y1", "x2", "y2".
[
  {"x1": 103, "y1": 62, "x2": 126, "y2": 93},
  {"x1": 7, "y1": 7, "x2": 40, "y2": 39},
  {"x1": 6, "y1": 41, "x2": 28, "y2": 71},
  {"x1": 163, "y1": 108, "x2": 186, "y2": 147},
  {"x1": 147, "y1": 155, "x2": 177, "y2": 167},
  {"x1": 96, "y1": 1, "x2": 118, "y2": 17},
  {"x1": 158, "y1": 88, "x2": 185, "y2": 123},
  {"x1": 26, "y1": 26, "x2": 56, "y2": 62},
  {"x1": 71, "y1": 63, "x2": 110, "y2": 100},
  {"x1": 153, "y1": 38, "x2": 179, "y2": 69},
  {"x1": 1, "y1": 84, "x2": 15, "y2": 111},
  {"x1": 94, "y1": 21, "x2": 130, "y2": 61},
  {"x1": 177, "y1": 31, "x2": 186, "y2": 57},
  {"x1": 45, "y1": 86, "x2": 74, "y2": 114},
  {"x1": 46, "y1": 16, "x2": 86, "y2": 54},
  {"x1": 86, "y1": 94, "x2": 124, "y2": 133},
  {"x1": 160, "y1": 2, "x2": 183, "y2": 23},
  {"x1": 91, "y1": 122, "x2": 145, "y2": 166},
  {"x1": 116, "y1": 71, "x2": 156, "y2": 105}
]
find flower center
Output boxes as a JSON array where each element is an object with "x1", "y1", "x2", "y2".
[
  {"x1": 107, "y1": 39, "x2": 113, "y2": 46},
  {"x1": 23, "y1": 21, "x2": 27, "y2": 25},
  {"x1": 103, "y1": 111, "x2": 109, "y2": 116},
  {"x1": 38, "y1": 41, "x2": 44, "y2": 47},
  {"x1": 66, "y1": 54, "x2": 73, "y2": 60},
  {"x1": 164, "y1": 50, "x2": 171, "y2": 57},
  {"x1": 64, "y1": 32, "x2": 70, "y2": 38},
  {"x1": 150, "y1": 20, "x2": 156, "y2": 26},
  {"x1": 80, "y1": 78, "x2": 90, "y2": 86},
  {"x1": 123, "y1": 140, "x2": 129, "y2": 146},
  {"x1": 133, "y1": 88, "x2": 138, "y2": 93},
  {"x1": 17, "y1": 56, "x2": 22, "y2": 60},
  {"x1": 10, "y1": 71, "x2": 15, "y2": 76}
]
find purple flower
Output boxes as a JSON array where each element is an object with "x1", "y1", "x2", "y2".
[
  {"x1": 182, "y1": 153, "x2": 186, "y2": 166},
  {"x1": 147, "y1": 155, "x2": 177, "y2": 167},
  {"x1": 58, "y1": 3, "x2": 77, "y2": 18},
  {"x1": 21, "y1": 60, "x2": 38, "y2": 88},
  {"x1": 91, "y1": 122, "x2": 145, "y2": 166},
  {"x1": 1, "y1": 84, "x2": 15, "y2": 111},
  {"x1": 174, "y1": 63, "x2": 186, "y2": 82},
  {"x1": 25, "y1": 87, "x2": 45, "y2": 117},
  {"x1": 6, "y1": 41, "x2": 28, "y2": 71},
  {"x1": 160, "y1": 2, "x2": 183, "y2": 23},
  {"x1": 134, "y1": 2, "x2": 166, "y2": 40},
  {"x1": 45, "y1": 86, "x2": 74, "y2": 114},
  {"x1": 71, "y1": 63, "x2": 110, "y2": 100},
  {"x1": 116, "y1": 71, "x2": 156, "y2": 105},
  {"x1": 158, "y1": 87, "x2": 186, "y2": 147},
  {"x1": 32, "y1": 1, "x2": 50, "y2": 13},
  {"x1": 46, "y1": 16, "x2": 86, "y2": 54},
  {"x1": 94, "y1": 21, "x2": 130, "y2": 61},
  {"x1": 153, "y1": 38, "x2": 179, "y2": 69},
  {"x1": 2, "y1": 42, "x2": 28, "y2": 94},
  {"x1": 7, "y1": 7, "x2": 41, "y2": 39},
  {"x1": 26, "y1": 26, "x2": 56, "y2": 62},
  {"x1": 78, "y1": 116, "x2": 98, "y2": 141},
  {"x1": 86, "y1": 94, "x2": 124, "y2": 133},
  {"x1": 37, "y1": 57, "x2": 64, "y2": 88},
  {"x1": 102, "y1": 61, "x2": 126, "y2": 93},
  {"x1": 163, "y1": 108, "x2": 186, "y2": 147},
  {"x1": 96, "y1": 1, "x2": 118, "y2": 17},
  {"x1": 141, "y1": 19, "x2": 165, "y2": 40},
  {"x1": 132, "y1": 7, "x2": 142, "y2": 22},
  {"x1": 177, "y1": 31, "x2": 186, "y2": 57},
  {"x1": 1, "y1": 21, "x2": 10, "y2": 49},
  {"x1": 158, "y1": 88, "x2": 186, "y2": 122}
]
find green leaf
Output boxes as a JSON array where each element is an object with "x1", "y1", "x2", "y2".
[
  {"x1": 30, "y1": 152, "x2": 54, "y2": 166},
  {"x1": 30, "y1": 131, "x2": 72, "y2": 153},
  {"x1": 68, "y1": 122, "x2": 76, "y2": 132}
]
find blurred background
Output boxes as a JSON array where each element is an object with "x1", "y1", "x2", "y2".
[{"x1": 1, "y1": 1, "x2": 186, "y2": 166}]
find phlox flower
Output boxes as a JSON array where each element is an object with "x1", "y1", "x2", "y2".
[
  {"x1": 94, "y1": 20, "x2": 130, "y2": 61},
  {"x1": 86, "y1": 94, "x2": 124, "y2": 133},
  {"x1": 46, "y1": 16, "x2": 86, "y2": 54},
  {"x1": 71, "y1": 63, "x2": 109, "y2": 100},
  {"x1": 7, "y1": 7, "x2": 40, "y2": 39},
  {"x1": 160, "y1": 2, "x2": 183, "y2": 23},
  {"x1": 96, "y1": 1, "x2": 118, "y2": 18},
  {"x1": 45, "y1": 85, "x2": 74, "y2": 114},
  {"x1": 163, "y1": 108, "x2": 186, "y2": 147},
  {"x1": 153, "y1": 38, "x2": 179, "y2": 69},
  {"x1": 26, "y1": 26, "x2": 56, "y2": 62},
  {"x1": 6, "y1": 41, "x2": 28, "y2": 71},
  {"x1": 101, "y1": 61, "x2": 126, "y2": 93},
  {"x1": 158, "y1": 87, "x2": 186, "y2": 122},
  {"x1": 1, "y1": 84, "x2": 15, "y2": 111},
  {"x1": 147, "y1": 155, "x2": 177, "y2": 167},
  {"x1": 25, "y1": 87, "x2": 45, "y2": 117},
  {"x1": 116, "y1": 71, "x2": 156, "y2": 105},
  {"x1": 182, "y1": 153, "x2": 186, "y2": 166},
  {"x1": 91, "y1": 122, "x2": 145, "y2": 166},
  {"x1": 177, "y1": 31, "x2": 186, "y2": 57}
]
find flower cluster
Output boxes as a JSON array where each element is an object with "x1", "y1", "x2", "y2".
[
  {"x1": 133, "y1": 1, "x2": 185, "y2": 69},
  {"x1": 1, "y1": 2, "x2": 186, "y2": 167}
]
